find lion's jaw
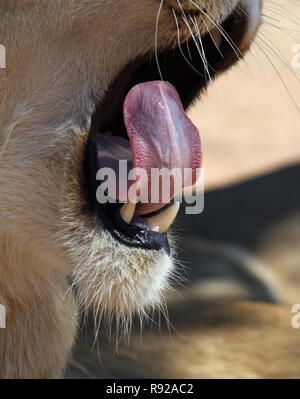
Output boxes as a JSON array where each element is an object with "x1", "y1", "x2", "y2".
[{"x1": 0, "y1": 0, "x2": 263, "y2": 323}]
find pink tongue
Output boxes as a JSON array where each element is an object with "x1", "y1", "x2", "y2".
[{"x1": 123, "y1": 81, "x2": 202, "y2": 215}]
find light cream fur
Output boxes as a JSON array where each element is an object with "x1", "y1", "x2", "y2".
[{"x1": 0, "y1": 0, "x2": 262, "y2": 378}]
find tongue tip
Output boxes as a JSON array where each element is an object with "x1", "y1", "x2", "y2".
[
  {"x1": 123, "y1": 79, "x2": 202, "y2": 164},
  {"x1": 123, "y1": 80, "x2": 202, "y2": 210}
]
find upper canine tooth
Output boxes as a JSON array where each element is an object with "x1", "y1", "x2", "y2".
[
  {"x1": 120, "y1": 201, "x2": 136, "y2": 224},
  {"x1": 146, "y1": 203, "x2": 180, "y2": 234}
]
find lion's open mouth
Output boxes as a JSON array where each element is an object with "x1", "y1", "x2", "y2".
[{"x1": 85, "y1": 6, "x2": 249, "y2": 253}]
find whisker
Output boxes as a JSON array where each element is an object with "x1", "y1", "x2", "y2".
[
  {"x1": 190, "y1": 15, "x2": 215, "y2": 78},
  {"x1": 199, "y1": 13, "x2": 224, "y2": 58},
  {"x1": 259, "y1": 30, "x2": 300, "y2": 84},
  {"x1": 264, "y1": 2, "x2": 300, "y2": 28},
  {"x1": 172, "y1": 8, "x2": 204, "y2": 76},
  {"x1": 263, "y1": 19, "x2": 300, "y2": 37},
  {"x1": 255, "y1": 38, "x2": 300, "y2": 114},
  {"x1": 262, "y1": 13, "x2": 281, "y2": 23},
  {"x1": 155, "y1": 0, "x2": 164, "y2": 81},
  {"x1": 190, "y1": 0, "x2": 243, "y2": 61},
  {"x1": 177, "y1": 0, "x2": 203, "y2": 59},
  {"x1": 186, "y1": 39, "x2": 192, "y2": 59}
]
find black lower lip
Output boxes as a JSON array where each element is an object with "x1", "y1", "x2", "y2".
[
  {"x1": 84, "y1": 5, "x2": 249, "y2": 252},
  {"x1": 84, "y1": 135, "x2": 171, "y2": 253},
  {"x1": 97, "y1": 202, "x2": 170, "y2": 254}
]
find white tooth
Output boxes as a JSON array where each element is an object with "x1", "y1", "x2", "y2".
[
  {"x1": 120, "y1": 201, "x2": 136, "y2": 224},
  {"x1": 146, "y1": 203, "x2": 180, "y2": 234}
]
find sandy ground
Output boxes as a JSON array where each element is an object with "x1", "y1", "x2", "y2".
[{"x1": 188, "y1": 0, "x2": 300, "y2": 189}]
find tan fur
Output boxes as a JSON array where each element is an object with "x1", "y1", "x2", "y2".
[
  {"x1": 116, "y1": 300, "x2": 300, "y2": 379},
  {"x1": 0, "y1": 0, "x2": 264, "y2": 378}
]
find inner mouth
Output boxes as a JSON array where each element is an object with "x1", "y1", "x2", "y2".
[{"x1": 85, "y1": 7, "x2": 247, "y2": 253}]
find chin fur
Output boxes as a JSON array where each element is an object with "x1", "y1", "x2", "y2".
[{"x1": 60, "y1": 131, "x2": 175, "y2": 330}]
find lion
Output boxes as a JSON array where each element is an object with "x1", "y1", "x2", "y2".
[{"x1": 4, "y1": 0, "x2": 296, "y2": 379}]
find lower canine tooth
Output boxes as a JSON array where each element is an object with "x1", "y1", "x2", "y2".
[
  {"x1": 120, "y1": 201, "x2": 136, "y2": 224},
  {"x1": 146, "y1": 203, "x2": 180, "y2": 234}
]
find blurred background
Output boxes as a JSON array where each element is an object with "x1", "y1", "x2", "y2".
[
  {"x1": 178, "y1": 0, "x2": 300, "y2": 304},
  {"x1": 190, "y1": 0, "x2": 300, "y2": 189},
  {"x1": 67, "y1": 0, "x2": 300, "y2": 378}
]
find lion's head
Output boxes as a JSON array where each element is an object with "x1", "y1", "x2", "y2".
[{"x1": 0, "y1": 0, "x2": 262, "y2": 326}]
